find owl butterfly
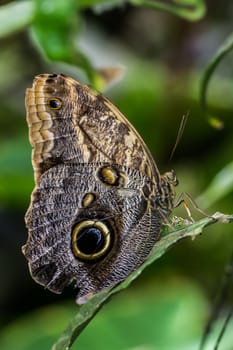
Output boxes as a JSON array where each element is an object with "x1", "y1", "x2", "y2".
[{"x1": 22, "y1": 73, "x2": 178, "y2": 304}]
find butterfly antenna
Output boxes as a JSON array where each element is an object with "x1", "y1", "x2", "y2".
[
  {"x1": 199, "y1": 250, "x2": 233, "y2": 350},
  {"x1": 169, "y1": 112, "x2": 189, "y2": 162}
]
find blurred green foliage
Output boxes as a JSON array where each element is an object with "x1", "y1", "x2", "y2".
[
  {"x1": 0, "y1": 0, "x2": 233, "y2": 349},
  {"x1": 0, "y1": 282, "x2": 215, "y2": 350},
  {"x1": 1, "y1": 279, "x2": 233, "y2": 350},
  {"x1": 0, "y1": 281, "x2": 210, "y2": 350},
  {"x1": 0, "y1": 0, "x2": 207, "y2": 86}
]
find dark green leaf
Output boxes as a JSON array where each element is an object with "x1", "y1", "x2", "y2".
[
  {"x1": 129, "y1": 0, "x2": 206, "y2": 21},
  {"x1": 200, "y1": 32, "x2": 233, "y2": 121},
  {"x1": 77, "y1": 0, "x2": 206, "y2": 20}
]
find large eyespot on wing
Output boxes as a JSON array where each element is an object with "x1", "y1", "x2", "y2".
[
  {"x1": 71, "y1": 220, "x2": 114, "y2": 261},
  {"x1": 76, "y1": 204, "x2": 162, "y2": 304}
]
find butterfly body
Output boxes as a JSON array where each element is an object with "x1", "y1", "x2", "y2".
[{"x1": 22, "y1": 74, "x2": 177, "y2": 304}]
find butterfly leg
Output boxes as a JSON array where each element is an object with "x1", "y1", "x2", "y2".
[{"x1": 174, "y1": 191, "x2": 210, "y2": 221}]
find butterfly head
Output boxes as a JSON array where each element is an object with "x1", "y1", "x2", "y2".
[{"x1": 162, "y1": 169, "x2": 179, "y2": 187}]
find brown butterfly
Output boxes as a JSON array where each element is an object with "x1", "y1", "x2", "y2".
[{"x1": 22, "y1": 73, "x2": 178, "y2": 304}]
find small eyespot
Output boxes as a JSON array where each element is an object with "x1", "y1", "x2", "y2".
[
  {"x1": 98, "y1": 165, "x2": 126, "y2": 186},
  {"x1": 82, "y1": 193, "x2": 97, "y2": 208},
  {"x1": 48, "y1": 97, "x2": 62, "y2": 110},
  {"x1": 71, "y1": 220, "x2": 113, "y2": 261},
  {"x1": 98, "y1": 166, "x2": 118, "y2": 185}
]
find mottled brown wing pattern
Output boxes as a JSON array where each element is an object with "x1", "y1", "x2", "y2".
[
  {"x1": 22, "y1": 73, "x2": 176, "y2": 304},
  {"x1": 25, "y1": 74, "x2": 160, "y2": 183}
]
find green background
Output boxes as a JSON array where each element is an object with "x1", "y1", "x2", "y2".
[{"x1": 0, "y1": 0, "x2": 233, "y2": 349}]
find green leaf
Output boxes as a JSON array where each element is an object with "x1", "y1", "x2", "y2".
[
  {"x1": 32, "y1": 0, "x2": 78, "y2": 62},
  {"x1": 0, "y1": 0, "x2": 34, "y2": 38},
  {"x1": 77, "y1": 0, "x2": 206, "y2": 19},
  {"x1": 129, "y1": 0, "x2": 206, "y2": 21},
  {"x1": 200, "y1": 32, "x2": 233, "y2": 121},
  {"x1": 197, "y1": 161, "x2": 233, "y2": 209},
  {"x1": 31, "y1": 0, "x2": 98, "y2": 84},
  {"x1": 52, "y1": 212, "x2": 233, "y2": 350}
]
